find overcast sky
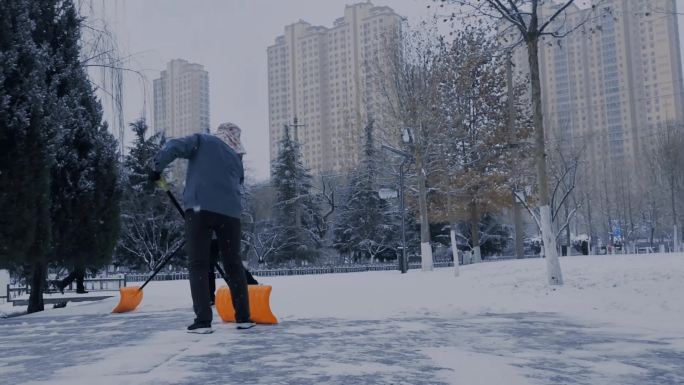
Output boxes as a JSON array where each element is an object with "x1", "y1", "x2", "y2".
[
  {"x1": 97, "y1": 0, "x2": 684, "y2": 182},
  {"x1": 96, "y1": 0, "x2": 434, "y2": 181}
]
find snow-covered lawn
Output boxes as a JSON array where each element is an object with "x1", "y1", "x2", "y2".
[{"x1": 1, "y1": 253, "x2": 683, "y2": 384}]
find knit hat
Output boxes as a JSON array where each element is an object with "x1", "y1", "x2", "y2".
[{"x1": 215, "y1": 122, "x2": 246, "y2": 155}]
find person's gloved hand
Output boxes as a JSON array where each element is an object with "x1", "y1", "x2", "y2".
[{"x1": 148, "y1": 169, "x2": 162, "y2": 183}]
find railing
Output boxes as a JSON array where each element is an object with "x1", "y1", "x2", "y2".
[
  {"x1": 0, "y1": 285, "x2": 8, "y2": 303},
  {"x1": 61, "y1": 277, "x2": 127, "y2": 291},
  {"x1": 124, "y1": 261, "x2": 456, "y2": 282},
  {"x1": 6, "y1": 277, "x2": 126, "y2": 302},
  {"x1": 5, "y1": 285, "x2": 27, "y2": 302},
  {"x1": 125, "y1": 271, "x2": 191, "y2": 282}
]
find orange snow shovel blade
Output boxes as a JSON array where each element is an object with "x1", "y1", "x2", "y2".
[
  {"x1": 216, "y1": 285, "x2": 278, "y2": 324},
  {"x1": 111, "y1": 286, "x2": 144, "y2": 313},
  {"x1": 111, "y1": 239, "x2": 186, "y2": 313}
]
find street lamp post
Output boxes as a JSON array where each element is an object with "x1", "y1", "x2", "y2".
[{"x1": 382, "y1": 144, "x2": 412, "y2": 274}]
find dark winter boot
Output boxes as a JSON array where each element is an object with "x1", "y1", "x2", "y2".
[
  {"x1": 187, "y1": 320, "x2": 213, "y2": 334},
  {"x1": 236, "y1": 321, "x2": 256, "y2": 330}
]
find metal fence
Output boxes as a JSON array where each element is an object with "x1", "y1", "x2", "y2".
[
  {"x1": 68, "y1": 277, "x2": 127, "y2": 291},
  {"x1": 125, "y1": 271, "x2": 192, "y2": 282},
  {"x1": 5, "y1": 285, "x2": 26, "y2": 302},
  {"x1": 125, "y1": 261, "x2": 456, "y2": 282},
  {"x1": 5, "y1": 258, "x2": 537, "y2": 294},
  {"x1": 6, "y1": 277, "x2": 126, "y2": 302},
  {"x1": 0, "y1": 287, "x2": 8, "y2": 304}
]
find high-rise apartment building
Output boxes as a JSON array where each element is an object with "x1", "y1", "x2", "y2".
[
  {"x1": 153, "y1": 59, "x2": 210, "y2": 182},
  {"x1": 507, "y1": 0, "x2": 684, "y2": 189},
  {"x1": 267, "y1": 2, "x2": 403, "y2": 175},
  {"x1": 153, "y1": 59, "x2": 210, "y2": 138},
  {"x1": 545, "y1": 0, "x2": 682, "y2": 181}
]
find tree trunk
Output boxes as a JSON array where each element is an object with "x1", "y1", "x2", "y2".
[
  {"x1": 470, "y1": 201, "x2": 481, "y2": 263},
  {"x1": 670, "y1": 175, "x2": 678, "y2": 251},
  {"x1": 513, "y1": 193, "x2": 524, "y2": 259},
  {"x1": 650, "y1": 215, "x2": 655, "y2": 249},
  {"x1": 417, "y1": 163, "x2": 433, "y2": 271},
  {"x1": 674, "y1": 225, "x2": 679, "y2": 253},
  {"x1": 450, "y1": 224, "x2": 460, "y2": 277},
  {"x1": 27, "y1": 262, "x2": 45, "y2": 314},
  {"x1": 507, "y1": 53, "x2": 524, "y2": 260},
  {"x1": 602, "y1": 165, "x2": 613, "y2": 247},
  {"x1": 527, "y1": 36, "x2": 562, "y2": 285},
  {"x1": 627, "y1": 188, "x2": 635, "y2": 246},
  {"x1": 587, "y1": 197, "x2": 594, "y2": 254},
  {"x1": 565, "y1": 202, "x2": 571, "y2": 256}
]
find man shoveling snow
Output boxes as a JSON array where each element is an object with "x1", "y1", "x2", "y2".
[{"x1": 150, "y1": 122, "x2": 255, "y2": 333}]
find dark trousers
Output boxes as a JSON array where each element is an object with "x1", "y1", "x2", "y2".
[
  {"x1": 209, "y1": 240, "x2": 218, "y2": 302},
  {"x1": 208, "y1": 239, "x2": 259, "y2": 301},
  {"x1": 186, "y1": 210, "x2": 250, "y2": 323},
  {"x1": 59, "y1": 267, "x2": 86, "y2": 292}
]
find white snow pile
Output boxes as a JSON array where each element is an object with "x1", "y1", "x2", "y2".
[
  {"x1": 2, "y1": 253, "x2": 683, "y2": 385},
  {"x1": 22, "y1": 252, "x2": 684, "y2": 334}
]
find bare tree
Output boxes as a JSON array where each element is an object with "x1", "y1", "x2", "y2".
[
  {"x1": 77, "y1": 1, "x2": 148, "y2": 159},
  {"x1": 375, "y1": 23, "x2": 447, "y2": 271},
  {"x1": 118, "y1": 200, "x2": 184, "y2": 271},
  {"x1": 312, "y1": 172, "x2": 341, "y2": 244},
  {"x1": 437, "y1": 0, "x2": 606, "y2": 284},
  {"x1": 428, "y1": 28, "x2": 531, "y2": 264},
  {"x1": 635, "y1": 144, "x2": 665, "y2": 250},
  {"x1": 514, "y1": 139, "x2": 587, "y2": 251},
  {"x1": 651, "y1": 122, "x2": 684, "y2": 250},
  {"x1": 548, "y1": 140, "x2": 585, "y2": 249},
  {"x1": 243, "y1": 225, "x2": 298, "y2": 266}
]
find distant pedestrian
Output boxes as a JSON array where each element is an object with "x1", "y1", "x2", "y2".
[
  {"x1": 50, "y1": 266, "x2": 88, "y2": 294},
  {"x1": 581, "y1": 240, "x2": 589, "y2": 255}
]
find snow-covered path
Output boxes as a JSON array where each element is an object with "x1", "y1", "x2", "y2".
[
  {"x1": 2, "y1": 253, "x2": 684, "y2": 384},
  {"x1": 2, "y1": 310, "x2": 683, "y2": 384}
]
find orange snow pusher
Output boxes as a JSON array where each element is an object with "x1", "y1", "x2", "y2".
[
  {"x1": 111, "y1": 240, "x2": 186, "y2": 313},
  {"x1": 113, "y1": 178, "x2": 278, "y2": 324},
  {"x1": 111, "y1": 247, "x2": 278, "y2": 322},
  {"x1": 216, "y1": 285, "x2": 278, "y2": 324},
  {"x1": 111, "y1": 287, "x2": 143, "y2": 313}
]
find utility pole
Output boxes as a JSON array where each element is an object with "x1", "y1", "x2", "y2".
[
  {"x1": 289, "y1": 116, "x2": 306, "y2": 142},
  {"x1": 286, "y1": 116, "x2": 306, "y2": 228},
  {"x1": 507, "y1": 50, "x2": 525, "y2": 259},
  {"x1": 382, "y1": 144, "x2": 412, "y2": 274}
]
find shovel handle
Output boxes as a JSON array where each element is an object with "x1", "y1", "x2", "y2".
[
  {"x1": 139, "y1": 240, "x2": 186, "y2": 291},
  {"x1": 157, "y1": 178, "x2": 186, "y2": 218},
  {"x1": 166, "y1": 190, "x2": 185, "y2": 218},
  {"x1": 213, "y1": 261, "x2": 258, "y2": 286}
]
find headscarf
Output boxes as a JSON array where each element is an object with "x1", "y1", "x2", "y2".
[{"x1": 215, "y1": 122, "x2": 246, "y2": 155}]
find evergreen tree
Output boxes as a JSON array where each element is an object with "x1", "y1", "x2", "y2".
[
  {"x1": 270, "y1": 125, "x2": 321, "y2": 263},
  {"x1": 334, "y1": 121, "x2": 397, "y2": 262},
  {"x1": 48, "y1": 1, "x2": 121, "y2": 276},
  {"x1": 1, "y1": 0, "x2": 121, "y2": 312},
  {"x1": 0, "y1": 0, "x2": 55, "y2": 312},
  {"x1": 117, "y1": 119, "x2": 184, "y2": 270},
  {"x1": 86, "y1": 122, "x2": 121, "y2": 269}
]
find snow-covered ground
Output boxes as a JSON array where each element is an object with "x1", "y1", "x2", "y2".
[{"x1": 1, "y1": 253, "x2": 683, "y2": 384}]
